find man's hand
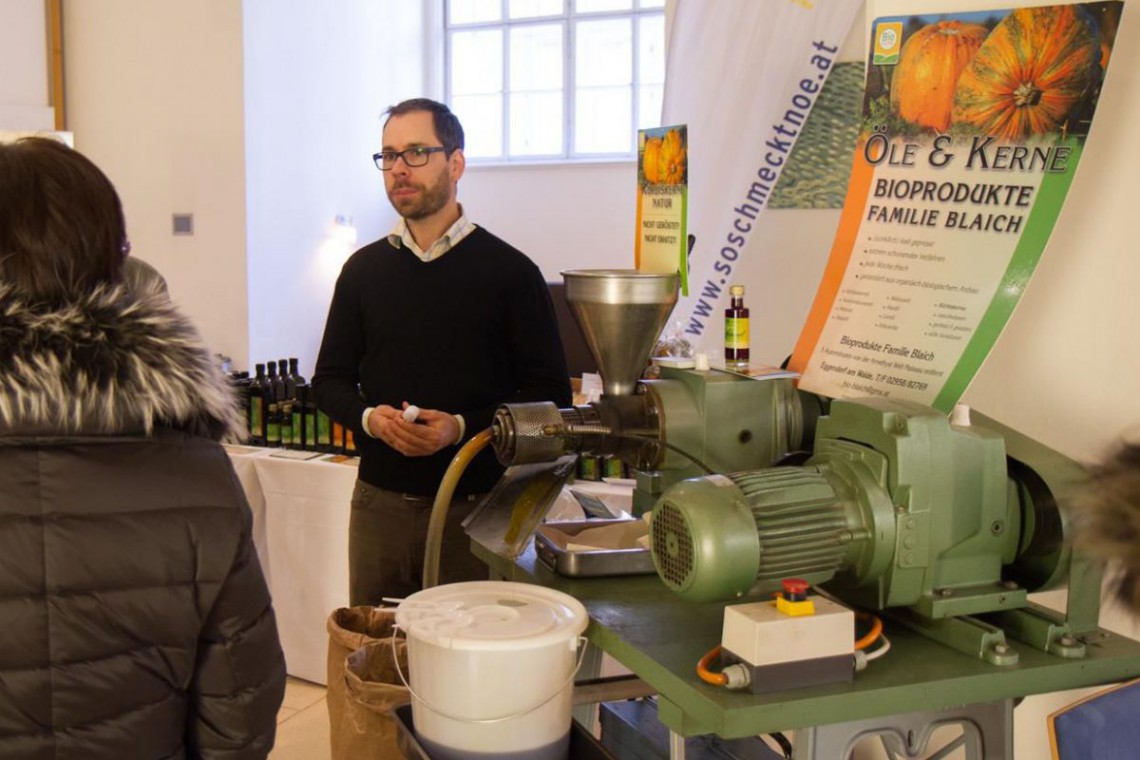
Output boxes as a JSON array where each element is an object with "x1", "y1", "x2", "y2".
[{"x1": 366, "y1": 403, "x2": 460, "y2": 457}]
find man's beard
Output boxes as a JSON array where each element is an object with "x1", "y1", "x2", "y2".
[{"x1": 388, "y1": 168, "x2": 451, "y2": 220}]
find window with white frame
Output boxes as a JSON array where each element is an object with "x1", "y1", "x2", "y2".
[{"x1": 445, "y1": 0, "x2": 666, "y2": 162}]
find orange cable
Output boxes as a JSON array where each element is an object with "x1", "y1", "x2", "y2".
[
  {"x1": 855, "y1": 613, "x2": 883, "y2": 651},
  {"x1": 697, "y1": 645, "x2": 728, "y2": 686},
  {"x1": 699, "y1": 607, "x2": 882, "y2": 687}
]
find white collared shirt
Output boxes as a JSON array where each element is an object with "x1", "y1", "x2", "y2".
[{"x1": 386, "y1": 205, "x2": 476, "y2": 263}]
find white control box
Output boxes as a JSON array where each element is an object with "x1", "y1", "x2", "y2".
[{"x1": 722, "y1": 596, "x2": 854, "y2": 667}]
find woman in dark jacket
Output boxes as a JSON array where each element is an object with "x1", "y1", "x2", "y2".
[{"x1": 0, "y1": 137, "x2": 285, "y2": 758}]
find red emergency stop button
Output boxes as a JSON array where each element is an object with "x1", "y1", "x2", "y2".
[{"x1": 782, "y1": 578, "x2": 810, "y2": 602}]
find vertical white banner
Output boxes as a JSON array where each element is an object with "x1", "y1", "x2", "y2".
[{"x1": 662, "y1": 0, "x2": 863, "y2": 357}]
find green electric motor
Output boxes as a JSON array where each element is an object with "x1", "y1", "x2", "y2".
[{"x1": 650, "y1": 397, "x2": 1076, "y2": 620}]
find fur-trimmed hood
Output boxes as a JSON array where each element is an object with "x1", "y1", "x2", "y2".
[
  {"x1": 1073, "y1": 442, "x2": 1140, "y2": 615},
  {"x1": 0, "y1": 283, "x2": 244, "y2": 442}
]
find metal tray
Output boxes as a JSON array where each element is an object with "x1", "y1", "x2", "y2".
[{"x1": 534, "y1": 519, "x2": 656, "y2": 578}]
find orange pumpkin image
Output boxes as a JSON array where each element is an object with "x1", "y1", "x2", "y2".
[
  {"x1": 890, "y1": 20, "x2": 989, "y2": 132},
  {"x1": 643, "y1": 136, "x2": 663, "y2": 183},
  {"x1": 643, "y1": 129, "x2": 686, "y2": 185},
  {"x1": 951, "y1": 6, "x2": 1102, "y2": 140},
  {"x1": 660, "y1": 129, "x2": 686, "y2": 184}
]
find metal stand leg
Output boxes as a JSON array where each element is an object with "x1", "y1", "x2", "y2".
[
  {"x1": 791, "y1": 699, "x2": 1013, "y2": 759},
  {"x1": 572, "y1": 641, "x2": 604, "y2": 731},
  {"x1": 669, "y1": 729, "x2": 687, "y2": 760}
]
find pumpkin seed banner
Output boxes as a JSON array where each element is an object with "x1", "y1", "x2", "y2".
[
  {"x1": 636, "y1": 124, "x2": 689, "y2": 292},
  {"x1": 790, "y1": 1, "x2": 1123, "y2": 411}
]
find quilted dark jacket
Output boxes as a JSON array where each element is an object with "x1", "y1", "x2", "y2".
[{"x1": 0, "y1": 284, "x2": 286, "y2": 759}]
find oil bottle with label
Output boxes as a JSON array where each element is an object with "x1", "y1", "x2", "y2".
[{"x1": 724, "y1": 284, "x2": 750, "y2": 368}]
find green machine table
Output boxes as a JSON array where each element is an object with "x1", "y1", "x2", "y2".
[{"x1": 472, "y1": 540, "x2": 1140, "y2": 759}]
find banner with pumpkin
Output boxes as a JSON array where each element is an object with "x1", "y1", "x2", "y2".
[
  {"x1": 635, "y1": 124, "x2": 689, "y2": 292},
  {"x1": 790, "y1": 1, "x2": 1123, "y2": 411}
]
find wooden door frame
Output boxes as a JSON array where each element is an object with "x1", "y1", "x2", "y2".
[{"x1": 46, "y1": 0, "x2": 64, "y2": 129}]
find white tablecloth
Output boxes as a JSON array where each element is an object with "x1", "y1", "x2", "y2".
[
  {"x1": 224, "y1": 445, "x2": 274, "y2": 590},
  {"x1": 224, "y1": 447, "x2": 636, "y2": 685},
  {"x1": 226, "y1": 447, "x2": 355, "y2": 684}
]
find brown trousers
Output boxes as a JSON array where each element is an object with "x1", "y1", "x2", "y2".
[{"x1": 348, "y1": 478, "x2": 488, "y2": 606}]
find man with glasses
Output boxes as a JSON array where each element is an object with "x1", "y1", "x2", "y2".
[{"x1": 313, "y1": 98, "x2": 571, "y2": 605}]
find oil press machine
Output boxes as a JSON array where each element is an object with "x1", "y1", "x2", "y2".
[{"x1": 489, "y1": 269, "x2": 1105, "y2": 666}]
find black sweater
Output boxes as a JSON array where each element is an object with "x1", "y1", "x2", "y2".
[{"x1": 312, "y1": 227, "x2": 572, "y2": 495}]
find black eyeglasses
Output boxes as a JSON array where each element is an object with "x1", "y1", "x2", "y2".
[{"x1": 372, "y1": 146, "x2": 447, "y2": 171}]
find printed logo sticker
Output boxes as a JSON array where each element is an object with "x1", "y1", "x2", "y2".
[{"x1": 873, "y1": 21, "x2": 903, "y2": 64}]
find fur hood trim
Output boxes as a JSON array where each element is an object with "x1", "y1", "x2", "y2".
[
  {"x1": 1073, "y1": 442, "x2": 1140, "y2": 614},
  {"x1": 0, "y1": 283, "x2": 244, "y2": 442}
]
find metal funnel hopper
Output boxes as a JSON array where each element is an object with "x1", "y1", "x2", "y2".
[{"x1": 561, "y1": 269, "x2": 679, "y2": 397}]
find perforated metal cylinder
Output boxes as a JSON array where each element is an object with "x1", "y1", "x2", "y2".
[{"x1": 491, "y1": 402, "x2": 574, "y2": 465}]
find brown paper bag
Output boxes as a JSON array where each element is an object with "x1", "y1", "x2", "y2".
[{"x1": 326, "y1": 607, "x2": 410, "y2": 759}]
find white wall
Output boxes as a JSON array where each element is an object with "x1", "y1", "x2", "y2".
[
  {"x1": 0, "y1": 0, "x2": 55, "y2": 129},
  {"x1": 61, "y1": 0, "x2": 424, "y2": 378},
  {"x1": 461, "y1": 160, "x2": 637, "y2": 282},
  {"x1": 242, "y1": 0, "x2": 424, "y2": 378},
  {"x1": 63, "y1": 0, "x2": 249, "y2": 366}
]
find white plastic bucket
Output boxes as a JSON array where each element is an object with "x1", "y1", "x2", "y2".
[{"x1": 395, "y1": 581, "x2": 588, "y2": 760}]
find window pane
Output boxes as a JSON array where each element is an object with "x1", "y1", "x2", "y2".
[
  {"x1": 576, "y1": 0, "x2": 631, "y2": 12},
  {"x1": 511, "y1": 92, "x2": 563, "y2": 155},
  {"x1": 638, "y1": 15, "x2": 664, "y2": 85},
  {"x1": 509, "y1": 0, "x2": 562, "y2": 18},
  {"x1": 575, "y1": 86, "x2": 631, "y2": 153},
  {"x1": 638, "y1": 84, "x2": 662, "y2": 129},
  {"x1": 447, "y1": 2, "x2": 657, "y2": 160},
  {"x1": 449, "y1": 0, "x2": 502, "y2": 24},
  {"x1": 576, "y1": 19, "x2": 630, "y2": 87},
  {"x1": 510, "y1": 24, "x2": 562, "y2": 91},
  {"x1": 453, "y1": 94, "x2": 504, "y2": 158},
  {"x1": 451, "y1": 29, "x2": 503, "y2": 95}
]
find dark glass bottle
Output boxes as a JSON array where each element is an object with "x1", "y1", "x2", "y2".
[
  {"x1": 297, "y1": 385, "x2": 317, "y2": 451},
  {"x1": 316, "y1": 406, "x2": 333, "y2": 453},
  {"x1": 248, "y1": 363, "x2": 268, "y2": 445},
  {"x1": 278, "y1": 357, "x2": 291, "y2": 401},
  {"x1": 288, "y1": 388, "x2": 307, "y2": 451},
  {"x1": 266, "y1": 402, "x2": 282, "y2": 447},
  {"x1": 280, "y1": 399, "x2": 294, "y2": 449},
  {"x1": 266, "y1": 360, "x2": 284, "y2": 404},
  {"x1": 724, "y1": 284, "x2": 750, "y2": 368},
  {"x1": 287, "y1": 358, "x2": 306, "y2": 400}
]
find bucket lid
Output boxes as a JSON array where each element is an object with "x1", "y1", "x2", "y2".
[{"x1": 395, "y1": 581, "x2": 588, "y2": 651}]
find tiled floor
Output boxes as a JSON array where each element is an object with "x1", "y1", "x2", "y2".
[{"x1": 271, "y1": 677, "x2": 331, "y2": 760}]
